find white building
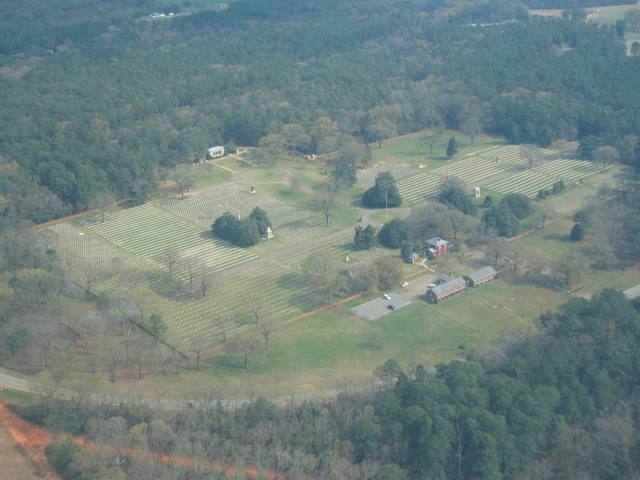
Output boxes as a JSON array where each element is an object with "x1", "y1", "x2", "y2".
[{"x1": 207, "y1": 146, "x2": 225, "y2": 159}]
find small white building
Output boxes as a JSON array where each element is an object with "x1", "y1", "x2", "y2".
[{"x1": 207, "y1": 146, "x2": 225, "y2": 159}]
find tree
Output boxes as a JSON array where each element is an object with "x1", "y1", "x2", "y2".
[
  {"x1": 212, "y1": 212, "x2": 260, "y2": 246},
  {"x1": 258, "y1": 133, "x2": 286, "y2": 166},
  {"x1": 438, "y1": 180, "x2": 477, "y2": 216},
  {"x1": 483, "y1": 204, "x2": 519, "y2": 237},
  {"x1": 378, "y1": 218, "x2": 409, "y2": 248},
  {"x1": 281, "y1": 123, "x2": 310, "y2": 157},
  {"x1": 555, "y1": 252, "x2": 583, "y2": 287},
  {"x1": 366, "y1": 108, "x2": 398, "y2": 148},
  {"x1": 149, "y1": 312, "x2": 166, "y2": 337},
  {"x1": 570, "y1": 223, "x2": 584, "y2": 242},
  {"x1": 318, "y1": 186, "x2": 338, "y2": 227},
  {"x1": 310, "y1": 116, "x2": 340, "y2": 154},
  {"x1": 461, "y1": 99, "x2": 483, "y2": 145},
  {"x1": 400, "y1": 241, "x2": 414, "y2": 262},
  {"x1": 374, "y1": 358, "x2": 403, "y2": 384},
  {"x1": 338, "y1": 136, "x2": 365, "y2": 168},
  {"x1": 446, "y1": 137, "x2": 458, "y2": 158},
  {"x1": 171, "y1": 165, "x2": 195, "y2": 200},
  {"x1": 331, "y1": 159, "x2": 357, "y2": 191},
  {"x1": 91, "y1": 190, "x2": 115, "y2": 223},
  {"x1": 354, "y1": 225, "x2": 375, "y2": 250},
  {"x1": 258, "y1": 321, "x2": 277, "y2": 350},
  {"x1": 362, "y1": 172, "x2": 402, "y2": 208},
  {"x1": 592, "y1": 145, "x2": 620, "y2": 170},
  {"x1": 502, "y1": 193, "x2": 532, "y2": 219},
  {"x1": 363, "y1": 143, "x2": 372, "y2": 165},
  {"x1": 484, "y1": 236, "x2": 511, "y2": 267},
  {"x1": 249, "y1": 207, "x2": 272, "y2": 237},
  {"x1": 301, "y1": 251, "x2": 347, "y2": 306}
]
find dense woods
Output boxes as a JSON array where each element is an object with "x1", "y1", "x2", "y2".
[
  {"x1": 11, "y1": 290, "x2": 640, "y2": 479},
  {"x1": 1, "y1": 0, "x2": 640, "y2": 228}
]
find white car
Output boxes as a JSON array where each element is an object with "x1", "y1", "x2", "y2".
[
  {"x1": 401, "y1": 282, "x2": 409, "y2": 287},
  {"x1": 382, "y1": 293, "x2": 391, "y2": 300},
  {"x1": 428, "y1": 283, "x2": 437, "y2": 288}
]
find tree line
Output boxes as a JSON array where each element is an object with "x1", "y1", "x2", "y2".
[{"x1": 2, "y1": 0, "x2": 640, "y2": 228}]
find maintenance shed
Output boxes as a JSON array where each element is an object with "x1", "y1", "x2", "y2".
[
  {"x1": 463, "y1": 266, "x2": 497, "y2": 288},
  {"x1": 426, "y1": 277, "x2": 466, "y2": 303}
]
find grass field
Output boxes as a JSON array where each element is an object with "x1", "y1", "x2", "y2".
[
  {"x1": 396, "y1": 144, "x2": 561, "y2": 204},
  {"x1": 95, "y1": 278, "x2": 564, "y2": 398},
  {"x1": 486, "y1": 158, "x2": 605, "y2": 198},
  {"x1": 530, "y1": 3, "x2": 639, "y2": 23},
  {"x1": 34, "y1": 129, "x2": 638, "y2": 399}
]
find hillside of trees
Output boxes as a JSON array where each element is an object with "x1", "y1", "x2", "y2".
[
  {"x1": 1, "y1": 0, "x2": 640, "y2": 228},
  {"x1": 10, "y1": 290, "x2": 640, "y2": 479}
]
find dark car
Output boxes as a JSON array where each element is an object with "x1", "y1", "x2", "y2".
[{"x1": 387, "y1": 304, "x2": 396, "y2": 310}]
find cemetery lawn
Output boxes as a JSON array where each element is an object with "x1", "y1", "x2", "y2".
[
  {"x1": 85, "y1": 278, "x2": 565, "y2": 399},
  {"x1": 372, "y1": 129, "x2": 504, "y2": 168}
]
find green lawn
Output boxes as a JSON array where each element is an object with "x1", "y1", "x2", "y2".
[
  {"x1": 100, "y1": 278, "x2": 559, "y2": 399},
  {"x1": 530, "y1": 4, "x2": 639, "y2": 24},
  {"x1": 372, "y1": 130, "x2": 504, "y2": 169}
]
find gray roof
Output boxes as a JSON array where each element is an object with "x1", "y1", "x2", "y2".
[
  {"x1": 426, "y1": 237, "x2": 448, "y2": 247},
  {"x1": 430, "y1": 277, "x2": 466, "y2": 297},
  {"x1": 464, "y1": 266, "x2": 497, "y2": 283},
  {"x1": 624, "y1": 284, "x2": 640, "y2": 300}
]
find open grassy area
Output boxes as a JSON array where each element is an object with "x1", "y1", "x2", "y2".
[
  {"x1": 87, "y1": 277, "x2": 562, "y2": 399},
  {"x1": 371, "y1": 130, "x2": 504, "y2": 169},
  {"x1": 30, "y1": 129, "x2": 638, "y2": 400},
  {"x1": 529, "y1": 3, "x2": 639, "y2": 23}
]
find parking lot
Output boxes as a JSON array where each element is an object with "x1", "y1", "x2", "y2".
[
  {"x1": 351, "y1": 273, "x2": 438, "y2": 321},
  {"x1": 351, "y1": 292, "x2": 413, "y2": 321}
]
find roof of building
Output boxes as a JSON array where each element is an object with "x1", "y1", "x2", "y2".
[
  {"x1": 624, "y1": 284, "x2": 640, "y2": 300},
  {"x1": 426, "y1": 237, "x2": 448, "y2": 247},
  {"x1": 208, "y1": 145, "x2": 224, "y2": 152},
  {"x1": 464, "y1": 266, "x2": 497, "y2": 283},
  {"x1": 430, "y1": 277, "x2": 466, "y2": 297}
]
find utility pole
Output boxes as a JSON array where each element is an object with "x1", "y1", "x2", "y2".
[{"x1": 385, "y1": 190, "x2": 388, "y2": 220}]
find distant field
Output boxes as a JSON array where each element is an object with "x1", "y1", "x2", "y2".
[{"x1": 529, "y1": 3, "x2": 639, "y2": 23}]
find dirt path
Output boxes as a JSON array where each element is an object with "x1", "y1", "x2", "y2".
[{"x1": 0, "y1": 402, "x2": 58, "y2": 479}]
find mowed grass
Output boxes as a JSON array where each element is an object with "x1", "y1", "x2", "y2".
[
  {"x1": 530, "y1": 4, "x2": 639, "y2": 23},
  {"x1": 513, "y1": 216, "x2": 640, "y2": 294},
  {"x1": 372, "y1": 130, "x2": 504, "y2": 169},
  {"x1": 149, "y1": 279, "x2": 560, "y2": 397}
]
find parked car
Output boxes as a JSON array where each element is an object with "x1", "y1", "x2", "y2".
[
  {"x1": 387, "y1": 304, "x2": 396, "y2": 310},
  {"x1": 428, "y1": 283, "x2": 437, "y2": 288},
  {"x1": 401, "y1": 281, "x2": 409, "y2": 287},
  {"x1": 383, "y1": 293, "x2": 391, "y2": 300}
]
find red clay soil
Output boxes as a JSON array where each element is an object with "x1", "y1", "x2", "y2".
[
  {"x1": 0, "y1": 401, "x2": 58, "y2": 480},
  {"x1": 0, "y1": 401, "x2": 309, "y2": 480}
]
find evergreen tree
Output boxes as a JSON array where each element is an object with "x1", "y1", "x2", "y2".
[
  {"x1": 378, "y1": 218, "x2": 409, "y2": 248},
  {"x1": 354, "y1": 225, "x2": 375, "y2": 250},
  {"x1": 446, "y1": 137, "x2": 458, "y2": 158},
  {"x1": 362, "y1": 172, "x2": 402, "y2": 208},
  {"x1": 570, "y1": 223, "x2": 585, "y2": 242}
]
